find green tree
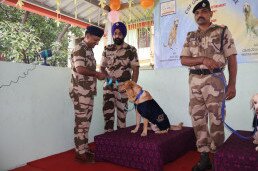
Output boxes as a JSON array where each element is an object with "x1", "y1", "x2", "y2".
[
  {"x1": 0, "y1": 21, "x2": 43, "y2": 63},
  {"x1": 0, "y1": 3, "x2": 84, "y2": 67}
]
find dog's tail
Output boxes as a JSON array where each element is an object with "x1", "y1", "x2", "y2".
[{"x1": 170, "y1": 122, "x2": 183, "y2": 130}]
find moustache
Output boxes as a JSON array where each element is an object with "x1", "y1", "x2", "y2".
[{"x1": 197, "y1": 17, "x2": 205, "y2": 21}]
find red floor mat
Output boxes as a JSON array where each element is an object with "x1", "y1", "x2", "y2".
[
  {"x1": 10, "y1": 165, "x2": 44, "y2": 171},
  {"x1": 27, "y1": 149, "x2": 139, "y2": 171},
  {"x1": 164, "y1": 151, "x2": 200, "y2": 171},
  {"x1": 11, "y1": 149, "x2": 200, "y2": 171}
]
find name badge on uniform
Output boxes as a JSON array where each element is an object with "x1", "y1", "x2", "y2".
[
  {"x1": 190, "y1": 38, "x2": 196, "y2": 42},
  {"x1": 106, "y1": 52, "x2": 116, "y2": 58}
]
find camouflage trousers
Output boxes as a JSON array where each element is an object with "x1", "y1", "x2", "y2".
[
  {"x1": 69, "y1": 86, "x2": 94, "y2": 156},
  {"x1": 103, "y1": 82, "x2": 128, "y2": 132},
  {"x1": 189, "y1": 73, "x2": 226, "y2": 153}
]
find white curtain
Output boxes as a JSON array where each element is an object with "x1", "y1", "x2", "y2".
[
  {"x1": 125, "y1": 29, "x2": 151, "y2": 61},
  {"x1": 125, "y1": 29, "x2": 138, "y2": 48}
]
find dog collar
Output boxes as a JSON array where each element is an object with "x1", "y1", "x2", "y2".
[{"x1": 135, "y1": 90, "x2": 144, "y2": 102}]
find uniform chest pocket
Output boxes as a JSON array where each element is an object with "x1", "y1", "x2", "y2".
[
  {"x1": 117, "y1": 56, "x2": 130, "y2": 67},
  {"x1": 84, "y1": 56, "x2": 96, "y2": 70},
  {"x1": 105, "y1": 52, "x2": 115, "y2": 66},
  {"x1": 189, "y1": 40, "x2": 200, "y2": 57},
  {"x1": 210, "y1": 35, "x2": 223, "y2": 54},
  {"x1": 106, "y1": 57, "x2": 115, "y2": 67}
]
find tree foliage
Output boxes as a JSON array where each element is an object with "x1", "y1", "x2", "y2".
[
  {"x1": 0, "y1": 3, "x2": 84, "y2": 67},
  {"x1": 0, "y1": 21, "x2": 43, "y2": 63}
]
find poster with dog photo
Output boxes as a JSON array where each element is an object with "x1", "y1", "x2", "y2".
[{"x1": 154, "y1": 0, "x2": 258, "y2": 69}]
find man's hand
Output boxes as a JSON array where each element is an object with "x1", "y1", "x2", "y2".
[
  {"x1": 203, "y1": 58, "x2": 220, "y2": 70},
  {"x1": 226, "y1": 55, "x2": 237, "y2": 100},
  {"x1": 95, "y1": 72, "x2": 106, "y2": 80},
  {"x1": 225, "y1": 83, "x2": 236, "y2": 100}
]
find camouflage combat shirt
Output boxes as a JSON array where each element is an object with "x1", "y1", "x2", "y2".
[
  {"x1": 70, "y1": 41, "x2": 97, "y2": 95},
  {"x1": 100, "y1": 42, "x2": 139, "y2": 82},
  {"x1": 181, "y1": 24, "x2": 237, "y2": 69}
]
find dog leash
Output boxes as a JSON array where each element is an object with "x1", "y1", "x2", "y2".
[
  {"x1": 106, "y1": 78, "x2": 135, "y2": 112},
  {"x1": 212, "y1": 72, "x2": 257, "y2": 140}
]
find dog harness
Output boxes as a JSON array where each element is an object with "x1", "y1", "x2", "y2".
[{"x1": 135, "y1": 99, "x2": 171, "y2": 131}]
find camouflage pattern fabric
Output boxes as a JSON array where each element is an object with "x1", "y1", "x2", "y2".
[
  {"x1": 181, "y1": 24, "x2": 237, "y2": 153},
  {"x1": 189, "y1": 73, "x2": 226, "y2": 153},
  {"x1": 69, "y1": 88, "x2": 94, "y2": 156},
  {"x1": 70, "y1": 41, "x2": 97, "y2": 96},
  {"x1": 69, "y1": 40, "x2": 96, "y2": 156},
  {"x1": 100, "y1": 42, "x2": 139, "y2": 132},
  {"x1": 103, "y1": 83, "x2": 128, "y2": 132},
  {"x1": 181, "y1": 24, "x2": 237, "y2": 69}
]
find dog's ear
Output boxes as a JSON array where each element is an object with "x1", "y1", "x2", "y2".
[
  {"x1": 118, "y1": 83, "x2": 125, "y2": 92},
  {"x1": 122, "y1": 81, "x2": 135, "y2": 92},
  {"x1": 126, "y1": 81, "x2": 135, "y2": 89}
]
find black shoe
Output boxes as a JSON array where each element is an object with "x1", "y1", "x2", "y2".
[
  {"x1": 85, "y1": 152, "x2": 95, "y2": 163},
  {"x1": 75, "y1": 152, "x2": 95, "y2": 163},
  {"x1": 192, "y1": 152, "x2": 212, "y2": 171}
]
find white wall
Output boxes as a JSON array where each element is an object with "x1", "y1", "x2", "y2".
[
  {"x1": 0, "y1": 61, "x2": 258, "y2": 170},
  {"x1": 0, "y1": 62, "x2": 74, "y2": 170}
]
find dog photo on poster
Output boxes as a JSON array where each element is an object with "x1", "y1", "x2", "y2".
[{"x1": 154, "y1": 0, "x2": 258, "y2": 69}]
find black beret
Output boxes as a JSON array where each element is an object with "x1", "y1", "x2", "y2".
[
  {"x1": 85, "y1": 25, "x2": 104, "y2": 38},
  {"x1": 192, "y1": 0, "x2": 211, "y2": 13}
]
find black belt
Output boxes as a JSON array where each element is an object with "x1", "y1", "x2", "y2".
[{"x1": 189, "y1": 68, "x2": 222, "y2": 75}]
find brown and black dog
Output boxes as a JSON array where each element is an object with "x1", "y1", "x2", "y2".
[{"x1": 120, "y1": 81, "x2": 183, "y2": 137}]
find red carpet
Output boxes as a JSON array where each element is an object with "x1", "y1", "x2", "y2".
[{"x1": 11, "y1": 144, "x2": 202, "y2": 171}]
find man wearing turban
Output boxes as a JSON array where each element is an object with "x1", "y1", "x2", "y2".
[
  {"x1": 69, "y1": 25, "x2": 106, "y2": 162},
  {"x1": 100, "y1": 22, "x2": 140, "y2": 132}
]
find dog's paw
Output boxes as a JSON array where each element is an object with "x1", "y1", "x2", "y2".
[
  {"x1": 253, "y1": 139, "x2": 258, "y2": 144},
  {"x1": 131, "y1": 129, "x2": 138, "y2": 133},
  {"x1": 155, "y1": 131, "x2": 161, "y2": 134},
  {"x1": 256, "y1": 146, "x2": 258, "y2": 151},
  {"x1": 141, "y1": 132, "x2": 147, "y2": 137},
  {"x1": 155, "y1": 130, "x2": 168, "y2": 134}
]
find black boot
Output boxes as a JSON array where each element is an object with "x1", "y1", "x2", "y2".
[{"x1": 192, "y1": 152, "x2": 212, "y2": 171}]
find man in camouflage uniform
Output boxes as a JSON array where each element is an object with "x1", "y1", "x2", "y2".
[
  {"x1": 100, "y1": 22, "x2": 139, "y2": 132},
  {"x1": 180, "y1": 1, "x2": 237, "y2": 170},
  {"x1": 69, "y1": 25, "x2": 105, "y2": 162}
]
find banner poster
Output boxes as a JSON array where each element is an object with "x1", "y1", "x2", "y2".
[{"x1": 154, "y1": 0, "x2": 258, "y2": 69}]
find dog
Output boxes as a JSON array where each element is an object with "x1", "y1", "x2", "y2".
[
  {"x1": 250, "y1": 93, "x2": 258, "y2": 151},
  {"x1": 243, "y1": 2, "x2": 258, "y2": 36},
  {"x1": 119, "y1": 81, "x2": 183, "y2": 137},
  {"x1": 164, "y1": 18, "x2": 179, "y2": 49}
]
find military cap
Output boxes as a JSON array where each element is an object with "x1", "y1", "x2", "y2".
[
  {"x1": 192, "y1": 0, "x2": 211, "y2": 13},
  {"x1": 85, "y1": 25, "x2": 104, "y2": 38}
]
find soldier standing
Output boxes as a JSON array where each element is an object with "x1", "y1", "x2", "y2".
[
  {"x1": 180, "y1": 0, "x2": 237, "y2": 170},
  {"x1": 69, "y1": 25, "x2": 105, "y2": 162},
  {"x1": 100, "y1": 22, "x2": 139, "y2": 132}
]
